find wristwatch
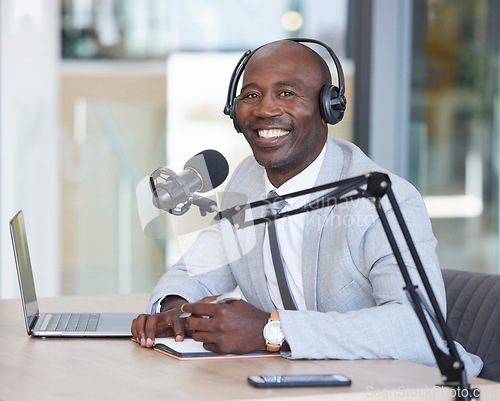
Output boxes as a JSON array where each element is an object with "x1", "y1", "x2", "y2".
[{"x1": 263, "y1": 311, "x2": 284, "y2": 352}]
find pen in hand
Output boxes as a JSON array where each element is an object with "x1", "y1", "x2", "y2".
[{"x1": 178, "y1": 291, "x2": 242, "y2": 318}]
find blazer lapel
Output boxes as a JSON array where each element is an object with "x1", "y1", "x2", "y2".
[
  {"x1": 241, "y1": 179, "x2": 277, "y2": 311},
  {"x1": 248, "y1": 221, "x2": 275, "y2": 310},
  {"x1": 302, "y1": 139, "x2": 345, "y2": 310}
]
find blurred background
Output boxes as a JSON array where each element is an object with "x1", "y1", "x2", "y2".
[{"x1": 1, "y1": 0, "x2": 499, "y2": 298}]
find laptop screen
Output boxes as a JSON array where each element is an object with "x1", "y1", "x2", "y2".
[{"x1": 10, "y1": 211, "x2": 39, "y2": 332}]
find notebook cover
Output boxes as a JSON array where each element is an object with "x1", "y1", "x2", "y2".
[{"x1": 152, "y1": 337, "x2": 281, "y2": 361}]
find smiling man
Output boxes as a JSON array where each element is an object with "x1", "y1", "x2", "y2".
[
  {"x1": 236, "y1": 40, "x2": 329, "y2": 188},
  {"x1": 132, "y1": 39, "x2": 482, "y2": 376}
]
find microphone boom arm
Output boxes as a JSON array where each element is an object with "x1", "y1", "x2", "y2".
[
  {"x1": 365, "y1": 174, "x2": 476, "y2": 400},
  {"x1": 215, "y1": 171, "x2": 478, "y2": 401}
]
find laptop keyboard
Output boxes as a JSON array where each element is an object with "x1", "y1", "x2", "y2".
[{"x1": 45, "y1": 313, "x2": 100, "y2": 331}]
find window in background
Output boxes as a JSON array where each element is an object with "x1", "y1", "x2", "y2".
[
  {"x1": 410, "y1": 0, "x2": 499, "y2": 274},
  {"x1": 61, "y1": 0, "x2": 347, "y2": 58},
  {"x1": 59, "y1": 0, "x2": 351, "y2": 295}
]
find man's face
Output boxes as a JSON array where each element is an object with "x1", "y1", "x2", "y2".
[{"x1": 236, "y1": 42, "x2": 328, "y2": 187}]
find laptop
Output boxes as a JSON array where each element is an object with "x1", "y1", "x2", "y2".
[{"x1": 10, "y1": 210, "x2": 137, "y2": 337}]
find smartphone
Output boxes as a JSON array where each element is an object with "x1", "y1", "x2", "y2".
[{"x1": 247, "y1": 374, "x2": 352, "y2": 388}]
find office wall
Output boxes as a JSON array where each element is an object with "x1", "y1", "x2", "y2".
[
  {"x1": 0, "y1": 0, "x2": 60, "y2": 298},
  {"x1": 59, "y1": 65, "x2": 167, "y2": 294}
]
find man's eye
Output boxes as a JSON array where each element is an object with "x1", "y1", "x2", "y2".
[
  {"x1": 242, "y1": 93, "x2": 259, "y2": 100},
  {"x1": 279, "y1": 91, "x2": 294, "y2": 97}
]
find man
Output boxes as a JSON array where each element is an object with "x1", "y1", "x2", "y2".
[{"x1": 132, "y1": 39, "x2": 482, "y2": 375}]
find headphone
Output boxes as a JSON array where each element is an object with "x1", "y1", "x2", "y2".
[{"x1": 223, "y1": 38, "x2": 347, "y2": 133}]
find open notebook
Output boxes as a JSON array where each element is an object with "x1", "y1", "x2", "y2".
[{"x1": 152, "y1": 337, "x2": 281, "y2": 360}]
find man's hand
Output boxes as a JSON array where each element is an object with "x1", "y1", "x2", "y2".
[
  {"x1": 131, "y1": 295, "x2": 189, "y2": 347},
  {"x1": 181, "y1": 299, "x2": 269, "y2": 354}
]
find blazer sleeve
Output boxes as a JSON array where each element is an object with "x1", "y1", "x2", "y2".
[
  {"x1": 278, "y1": 178, "x2": 483, "y2": 377},
  {"x1": 147, "y1": 156, "x2": 264, "y2": 313},
  {"x1": 147, "y1": 217, "x2": 241, "y2": 313}
]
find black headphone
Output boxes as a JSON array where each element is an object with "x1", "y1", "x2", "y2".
[{"x1": 223, "y1": 38, "x2": 347, "y2": 133}]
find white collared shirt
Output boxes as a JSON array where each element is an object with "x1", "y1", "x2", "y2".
[{"x1": 263, "y1": 145, "x2": 326, "y2": 310}]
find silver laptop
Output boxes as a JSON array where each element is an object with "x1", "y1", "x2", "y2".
[{"x1": 10, "y1": 210, "x2": 137, "y2": 337}]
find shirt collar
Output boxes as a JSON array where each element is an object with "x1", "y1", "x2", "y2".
[{"x1": 264, "y1": 144, "x2": 327, "y2": 207}]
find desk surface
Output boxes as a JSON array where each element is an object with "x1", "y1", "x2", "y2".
[{"x1": 0, "y1": 294, "x2": 498, "y2": 401}]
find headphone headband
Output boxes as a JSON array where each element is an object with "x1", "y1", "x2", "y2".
[{"x1": 223, "y1": 38, "x2": 347, "y2": 132}]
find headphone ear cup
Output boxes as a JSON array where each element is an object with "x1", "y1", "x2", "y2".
[
  {"x1": 319, "y1": 85, "x2": 346, "y2": 125},
  {"x1": 230, "y1": 97, "x2": 242, "y2": 133}
]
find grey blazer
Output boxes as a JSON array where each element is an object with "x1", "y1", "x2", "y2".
[{"x1": 148, "y1": 138, "x2": 483, "y2": 376}]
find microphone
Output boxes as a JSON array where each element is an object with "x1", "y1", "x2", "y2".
[{"x1": 150, "y1": 149, "x2": 229, "y2": 215}]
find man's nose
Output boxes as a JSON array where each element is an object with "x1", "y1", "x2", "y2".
[{"x1": 253, "y1": 94, "x2": 283, "y2": 118}]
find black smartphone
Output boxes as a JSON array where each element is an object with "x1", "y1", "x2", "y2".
[{"x1": 247, "y1": 374, "x2": 352, "y2": 388}]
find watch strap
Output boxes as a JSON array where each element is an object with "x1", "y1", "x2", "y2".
[
  {"x1": 266, "y1": 343, "x2": 281, "y2": 352},
  {"x1": 270, "y1": 311, "x2": 280, "y2": 322}
]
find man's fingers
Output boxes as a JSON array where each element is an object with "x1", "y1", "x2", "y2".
[
  {"x1": 132, "y1": 310, "x2": 188, "y2": 348},
  {"x1": 181, "y1": 300, "x2": 221, "y2": 317},
  {"x1": 171, "y1": 312, "x2": 188, "y2": 342},
  {"x1": 143, "y1": 314, "x2": 162, "y2": 347},
  {"x1": 185, "y1": 315, "x2": 211, "y2": 334},
  {"x1": 131, "y1": 313, "x2": 149, "y2": 344}
]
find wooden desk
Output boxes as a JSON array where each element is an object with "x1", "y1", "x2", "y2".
[{"x1": 0, "y1": 294, "x2": 498, "y2": 401}]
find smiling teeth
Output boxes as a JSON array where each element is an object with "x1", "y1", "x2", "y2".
[{"x1": 258, "y1": 129, "x2": 289, "y2": 138}]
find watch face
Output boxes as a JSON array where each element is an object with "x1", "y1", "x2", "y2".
[{"x1": 264, "y1": 321, "x2": 284, "y2": 344}]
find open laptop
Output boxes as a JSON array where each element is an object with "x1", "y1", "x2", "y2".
[{"x1": 10, "y1": 210, "x2": 137, "y2": 337}]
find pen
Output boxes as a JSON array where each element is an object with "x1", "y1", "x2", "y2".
[{"x1": 179, "y1": 291, "x2": 242, "y2": 318}]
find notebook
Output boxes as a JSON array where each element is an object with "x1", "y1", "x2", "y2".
[
  {"x1": 152, "y1": 337, "x2": 281, "y2": 361},
  {"x1": 9, "y1": 210, "x2": 137, "y2": 337}
]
